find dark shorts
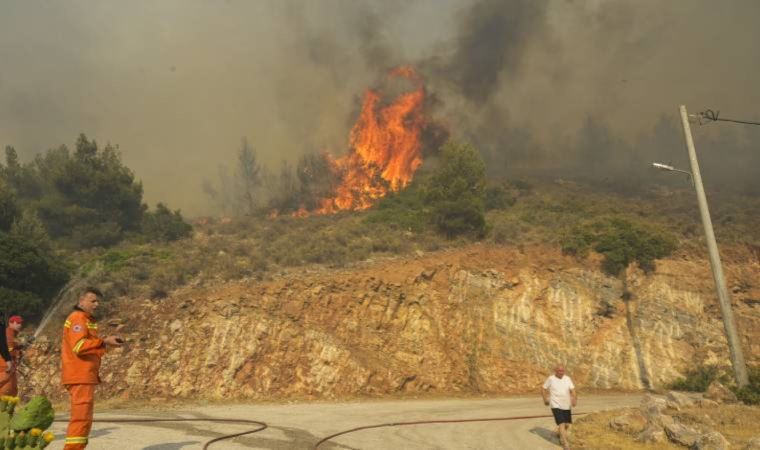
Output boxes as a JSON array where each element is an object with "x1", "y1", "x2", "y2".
[{"x1": 551, "y1": 408, "x2": 572, "y2": 425}]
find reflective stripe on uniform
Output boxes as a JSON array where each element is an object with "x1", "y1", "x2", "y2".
[
  {"x1": 64, "y1": 320, "x2": 72, "y2": 328},
  {"x1": 72, "y1": 338, "x2": 86, "y2": 354},
  {"x1": 86, "y1": 323, "x2": 97, "y2": 330},
  {"x1": 65, "y1": 436, "x2": 88, "y2": 444}
]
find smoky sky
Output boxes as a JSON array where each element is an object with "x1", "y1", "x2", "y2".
[{"x1": 1, "y1": 0, "x2": 759, "y2": 215}]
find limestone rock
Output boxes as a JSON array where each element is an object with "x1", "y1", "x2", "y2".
[
  {"x1": 640, "y1": 394, "x2": 667, "y2": 414},
  {"x1": 666, "y1": 391, "x2": 696, "y2": 410},
  {"x1": 664, "y1": 422, "x2": 700, "y2": 447},
  {"x1": 169, "y1": 319, "x2": 182, "y2": 333},
  {"x1": 705, "y1": 381, "x2": 738, "y2": 404},
  {"x1": 609, "y1": 409, "x2": 647, "y2": 434},
  {"x1": 698, "y1": 398, "x2": 719, "y2": 408},
  {"x1": 640, "y1": 394, "x2": 671, "y2": 426},
  {"x1": 637, "y1": 424, "x2": 666, "y2": 444},
  {"x1": 421, "y1": 269, "x2": 436, "y2": 279},
  {"x1": 18, "y1": 245, "x2": 760, "y2": 403},
  {"x1": 746, "y1": 437, "x2": 760, "y2": 450},
  {"x1": 693, "y1": 431, "x2": 729, "y2": 450}
]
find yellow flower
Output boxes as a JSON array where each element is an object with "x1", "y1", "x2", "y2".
[
  {"x1": 42, "y1": 431, "x2": 55, "y2": 443},
  {"x1": 30, "y1": 428, "x2": 42, "y2": 437}
]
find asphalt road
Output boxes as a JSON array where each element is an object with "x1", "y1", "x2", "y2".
[{"x1": 46, "y1": 394, "x2": 642, "y2": 450}]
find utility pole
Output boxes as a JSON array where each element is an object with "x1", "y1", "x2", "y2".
[{"x1": 679, "y1": 105, "x2": 749, "y2": 387}]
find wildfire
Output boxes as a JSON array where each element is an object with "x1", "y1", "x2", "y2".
[{"x1": 316, "y1": 66, "x2": 426, "y2": 214}]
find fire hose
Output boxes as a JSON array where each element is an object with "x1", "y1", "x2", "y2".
[
  {"x1": 313, "y1": 412, "x2": 589, "y2": 449},
  {"x1": 16, "y1": 352, "x2": 580, "y2": 448},
  {"x1": 51, "y1": 417, "x2": 268, "y2": 449},
  {"x1": 40, "y1": 410, "x2": 588, "y2": 448},
  {"x1": 16, "y1": 360, "x2": 582, "y2": 448}
]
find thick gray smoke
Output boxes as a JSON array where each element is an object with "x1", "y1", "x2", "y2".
[
  {"x1": 435, "y1": 0, "x2": 548, "y2": 104},
  {"x1": 1, "y1": 0, "x2": 759, "y2": 215}
]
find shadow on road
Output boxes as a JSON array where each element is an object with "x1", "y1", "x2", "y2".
[
  {"x1": 142, "y1": 442, "x2": 200, "y2": 450},
  {"x1": 529, "y1": 426, "x2": 559, "y2": 447},
  {"x1": 90, "y1": 426, "x2": 118, "y2": 439}
]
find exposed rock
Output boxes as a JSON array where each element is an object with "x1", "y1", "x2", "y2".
[
  {"x1": 666, "y1": 391, "x2": 697, "y2": 410},
  {"x1": 637, "y1": 424, "x2": 666, "y2": 444},
  {"x1": 693, "y1": 431, "x2": 729, "y2": 450},
  {"x1": 746, "y1": 437, "x2": 760, "y2": 450},
  {"x1": 698, "y1": 398, "x2": 719, "y2": 408},
  {"x1": 19, "y1": 245, "x2": 760, "y2": 402},
  {"x1": 705, "y1": 381, "x2": 738, "y2": 404},
  {"x1": 169, "y1": 320, "x2": 182, "y2": 333},
  {"x1": 419, "y1": 269, "x2": 436, "y2": 281},
  {"x1": 609, "y1": 409, "x2": 647, "y2": 434},
  {"x1": 640, "y1": 394, "x2": 672, "y2": 426},
  {"x1": 641, "y1": 394, "x2": 667, "y2": 413},
  {"x1": 664, "y1": 422, "x2": 700, "y2": 447}
]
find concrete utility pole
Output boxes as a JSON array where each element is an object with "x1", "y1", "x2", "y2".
[{"x1": 678, "y1": 105, "x2": 749, "y2": 387}]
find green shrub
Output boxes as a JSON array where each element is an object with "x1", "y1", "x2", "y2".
[
  {"x1": 511, "y1": 179, "x2": 533, "y2": 192},
  {"x1": 560, "y1": 228, "x2": 595, "y2": 257},
  {"x1": 0, "y1": 232, "x2": 69, "y2": 317},
  {"x1": 365, "y1": 183, "x2": 429, "y2": 232},
  {"x1": 594, "y1": 218, "x2": 677, "y2": 274},
  {"x1": 735, "y1": 366, "x2": 760, "y2": 405},
  {"x1": 10, "y1": 209, "x2": 51, "y2": 251},
  {"x1": 562, "y1": 217, "x2": 677, "y2": 275},
  {"x1": 484, "y1": 184, "x2": 515, "y2": 211},
  {"x1": 432, "y1": 197, "x2": 487, "y2": 238},
  {"x1": 0, "y1": 180, "x2": 18, "y2": 231},
  {"x1": 141, "y1": 203, "x2": 192, "y2": 242},
  {"x1": 425, "y1": 141, "x2": 487, "y2": 238},
  {"x1": 667, "y1": 365, "x2": 724, "y2": 392},
  {"x1": 69, "y1": 221, "x2": 123, "y2": 248}
]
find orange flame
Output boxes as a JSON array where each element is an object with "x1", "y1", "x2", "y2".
[{"x1": 316, "y1": 66, "x2": 426, "y2": 214}]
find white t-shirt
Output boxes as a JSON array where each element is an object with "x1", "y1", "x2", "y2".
[{"x1": 543, "y1": 375, "x2": 575, "y2": 410}]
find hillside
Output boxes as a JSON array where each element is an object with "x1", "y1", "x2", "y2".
[{"x1": 22, "y1": 242, "x2": 760, "y2": 401}]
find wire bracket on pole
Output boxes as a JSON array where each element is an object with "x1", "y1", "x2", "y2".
[{"x1": 697, "y1": 109, "x2": 760, "y2": 126}]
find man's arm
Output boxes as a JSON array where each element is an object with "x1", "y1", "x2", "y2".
[
  {"x1": 65, "y1": 318, "x2": 105, "y2": 357},
  {"x1": 0, "y1": 324, "x2": 13, "y2": 372},
  {"x1": 570, "y1": 388, "x2": 577, "y2": 407},
  {"x1": 542, "y1": 388, "x2": 550, "y2": 406}
]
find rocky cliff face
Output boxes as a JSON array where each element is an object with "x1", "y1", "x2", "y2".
[{"x1": 22, "y1": 245, "x2": 760, "y2": 400}]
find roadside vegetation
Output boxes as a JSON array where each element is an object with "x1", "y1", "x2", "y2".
[
  {"x1": 0, "y1": 135, "x2": 192, "y2": 317},
  {"x1": 667, "y1": 365, "x2": 760, "y2": 406},
  {"x1": 3, "y1": 135, "x2": 760, "y2": 323}
]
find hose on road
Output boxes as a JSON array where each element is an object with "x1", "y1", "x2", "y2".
[
  {"x1": 53, "y1": 417, "x2": 268, "y2": 449},
  {"x1": 56, "y1": 410, "x2": 587, "y2": 448},
  {"x1": 313, "y1": 412, "x2": 588, "y2": 449}
]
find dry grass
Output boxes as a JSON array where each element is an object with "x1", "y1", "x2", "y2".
[
  {"x1": 572, "y1": 409, "x2": 680, "y2": 450},
  {"x1": 572, "y1": 404, "x2": 760, "y2": 450},
  {"x1": 68, "y1": 180, "x2": 760, "y2": 304}
]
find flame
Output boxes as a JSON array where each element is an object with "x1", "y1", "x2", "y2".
[{"x1": 316, "y1": 66, "x2": 426, "y2": 214}]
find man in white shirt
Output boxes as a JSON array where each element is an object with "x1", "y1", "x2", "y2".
[{"x1": 542, "y1": 365, "x2": 577, "y2": 450}]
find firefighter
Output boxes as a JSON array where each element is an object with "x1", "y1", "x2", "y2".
[
  {"x1": 62, "y1": 287, "x2": 123, "y2": 450},
  {"x1": 0, "y1": 314, "x2": 14, "y2": 395},
  {"x1": 0, "y1": 315, "x2": 24, "y2": 396}
]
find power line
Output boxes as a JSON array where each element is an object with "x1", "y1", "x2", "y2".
[{"x1": 697, "y1": 109, "x2": 760, "y2": 126}]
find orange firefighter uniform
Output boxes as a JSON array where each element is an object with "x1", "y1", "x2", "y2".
[
  {"x1": 61, "y1": 309, "x2": 106, "y2": 449},
  {"x1": 0, "y1": 325, "x2": 20, "y2": 396}
]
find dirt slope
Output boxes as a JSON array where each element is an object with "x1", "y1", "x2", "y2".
[{"x1": 22, "y1": 244, "x2": 760, "y2": 401}]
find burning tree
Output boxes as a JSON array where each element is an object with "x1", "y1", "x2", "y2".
[{"x1": 316, "y1": 66, "x2": 428, "y2": 214}]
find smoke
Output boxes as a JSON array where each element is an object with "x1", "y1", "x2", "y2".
[
  {"x1": 433, "y1": 0, "x2": 549, "y2": 104},
  {"x1": 423, "y1": 0, "x2": 760, "y2": 190},
  {"x1": 1, "y1": 0, "x2": 759, "y2": 216}
]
